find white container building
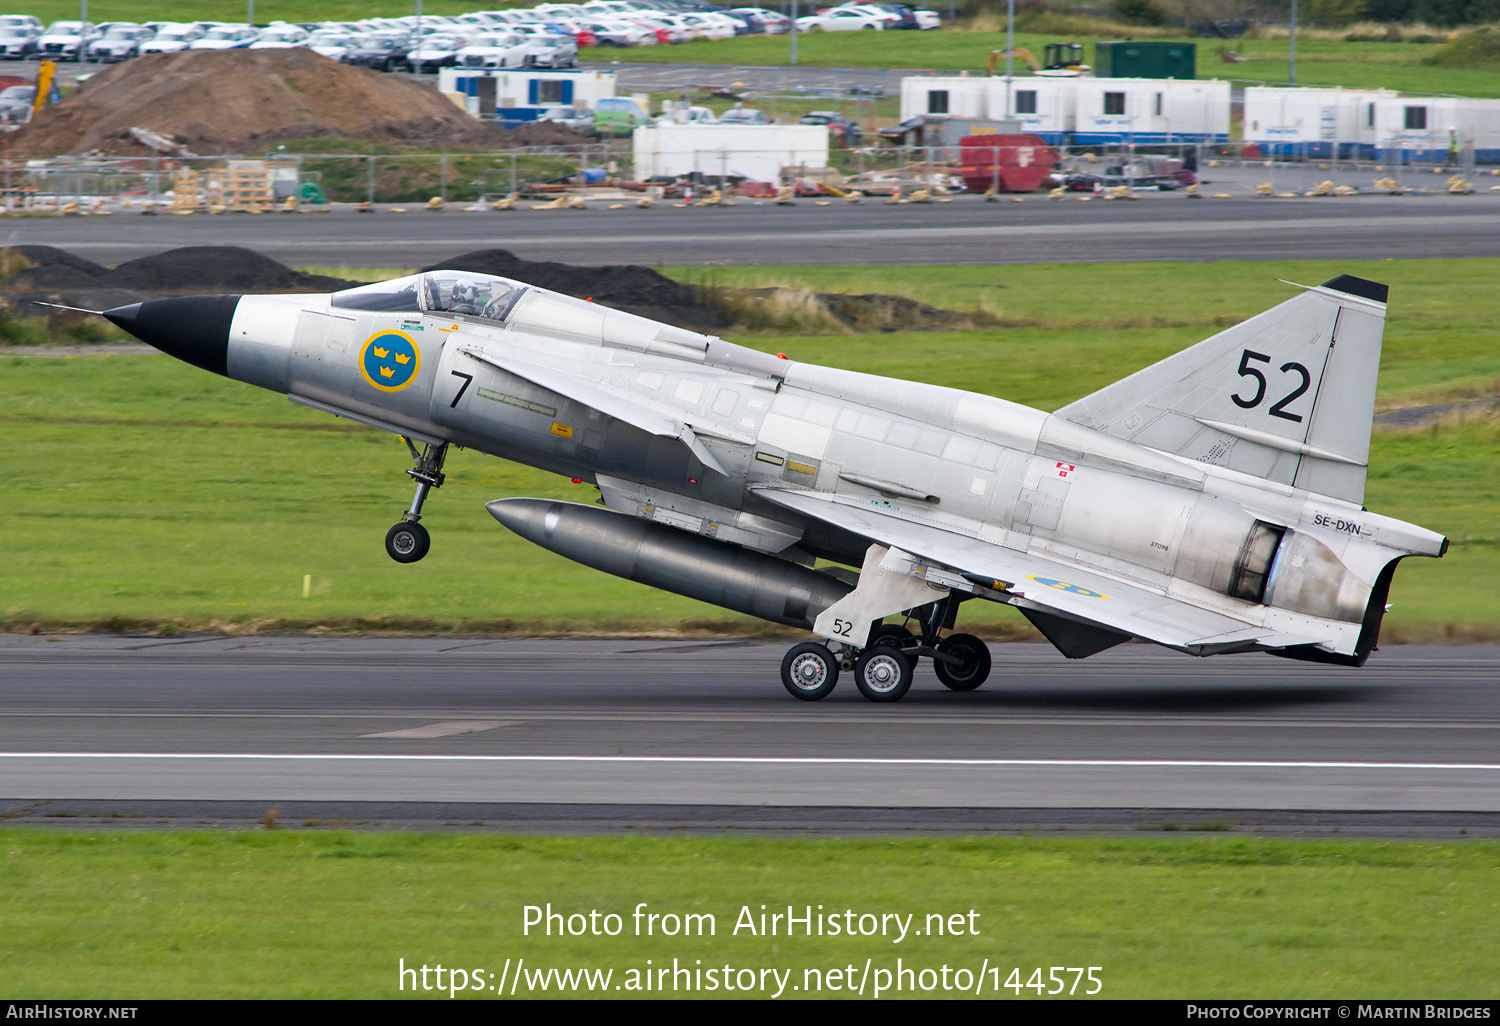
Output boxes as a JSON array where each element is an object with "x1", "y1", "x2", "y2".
[
  {"x1": 899, "y1": 75, "x2": 1229, "y2": 145},
  {"x1": 1243, "y1": 87, "x2": 1396, "y2": 157},
  {"x1": 632, "y1": 125, "x2": 829, "y2": 181},
  {"x1": 1243, "y1": 87, "x2": 1500, "y2": 161},
  {"x1": 1070, "y1": 77, "x2": 1228, "y2": 145},
  {"x1": 437, "y1": 68, "x2": 617, "y2": 123},
  {"x1": 1372, "y1": 95, "x2": 1500, "y2": 162}
]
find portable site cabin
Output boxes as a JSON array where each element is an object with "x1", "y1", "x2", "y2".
[
  {"x1": 632, "y1": 125, "x2": 829, "y2": 181},
  {"x1": 1242, "y1": 88, "x2": 1500, "y2": 160},
  {"x1": 899, "y1": 75, "x2": 1228, "y2": 145},
  {"x1": 1243, "y1": 87, "x2": 1396, "y2": 157},
  {"x1": 1372, "y1": 95, "x2": 1500, "y2": 162},
  {"x1": 437, "y1": 68, "x2": 616, "y2": 123},
  {"x1": 1070, "y1": 77, "x2": 1228, "y2": 145}
]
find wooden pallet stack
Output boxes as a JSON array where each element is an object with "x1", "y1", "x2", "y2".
[{"x1": 221, "y1": 161, "x2": 274, "y2": 213}]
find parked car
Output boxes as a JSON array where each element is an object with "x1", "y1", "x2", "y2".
[
  {"x1": 578, "y1": 19, "x2": 655, "y2": 45},
  {"x1": 138, "y1": 24, "x2": 205, "y2": 54},
  {"x1": 0, "y1": 24, "x2": 38, "y2": 59},
  {"x1": 0, "y1": 81, "x2": 32, "y2": 123},
  {"x1": 659, "y1": 103, "x2": 718, "y2": 125},
  {"x1": 37, "y1": 21, "x2": 96, "y2": 61},
  {"x1": 511, "y1": 27, "x2": 577, "y2": 67},
  {"x1": 405, "y1": 33, "x2": 468, "y2": 71},
  {"x1": 340, "y1": 31, "x2": 412, "y2": 70},
  {"x1": 800, "y1": 109, "x2": 863, "y2": 145},
  {"x1": 728, "y1": 8, "x2": 790, "y2": 33},
  {"x1": 305, "y1": 30, "x2": 362, "y2": 61},
  {"x1": 0, "y1": 15, "x2": 42, "y2": 33},
  {"x1": 249, "y1": 23, "x2": 311, "y2": 48},
  {"x1": 537, "y1": 104, "x2": 593, "y2": 130},
  {"x1": 889, "y1": 4, "x2": 943, "y2": 29},
  {"x1": 828, "y1": 3, "x2": 903, "y2": 26},
  {"x1": 717, "y1": 104, "x2": 770, "y2": 124},
  {"x1": 190, "y1": 24, "x2": 258, "y2": 49},
  {"x1": 456, "y1": 31, "x2": 530, "y2": 67},
  {"x1": 794, "y1": 9, "x2": 884, "y2": 30},
  {"x1": 591, "y1": 95, "x2": 652, "y2": 135},
  {"x1": 86, "y1": 23, "x2": 153, "y2": 62}
]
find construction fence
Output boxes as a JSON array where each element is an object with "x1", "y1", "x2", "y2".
[{"x1": 2, "y1": 139, "x2": 1492, "y2": 210}]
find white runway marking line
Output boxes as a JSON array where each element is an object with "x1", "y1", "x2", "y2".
[
  {"x1": 359, "y1": 720, "x2": 516, "y2": 739},
  {"x1": 2, "y1": 754, "x2": 1498, "y2": 771}
]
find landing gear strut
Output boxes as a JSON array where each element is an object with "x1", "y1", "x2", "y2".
[
  {"x1": 778, "y1": 592, "x2": 994, "y2": 702},
  {"x1": 384, "y1": 437, "x2": 448, "y2": 564}
]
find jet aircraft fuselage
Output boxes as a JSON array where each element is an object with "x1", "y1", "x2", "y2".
[{"x1": 104, "y1": 270, "x2": 1446, "y2": 702}]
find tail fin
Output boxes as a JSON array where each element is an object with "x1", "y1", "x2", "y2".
[{"x1": 1054, "y1": 275, "x2": 1387, "y2": 505}]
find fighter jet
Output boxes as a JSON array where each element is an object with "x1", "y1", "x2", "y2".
[{"x1": 101, "y1": 270, "x2": 1445, "y2": 701}]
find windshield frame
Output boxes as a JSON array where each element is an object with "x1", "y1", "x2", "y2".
[{"x1": 330, "y1": 271, "x2": 529, "y2": 324}]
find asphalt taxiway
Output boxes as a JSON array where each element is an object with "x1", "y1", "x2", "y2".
[
  {"x1": 1, "y1": 636, "x2": 1495, "y2": 833},
  {"x1": 8, "y1": 193, "x2": 1499, "y2": 267}
]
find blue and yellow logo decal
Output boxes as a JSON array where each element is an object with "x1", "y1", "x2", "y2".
[
  {"x1": 359, "y1": 330, "x2": 421, "y2": 393},
  {"x1": 1028, "y1": 575, "x2": 1109, "y2": 600}
]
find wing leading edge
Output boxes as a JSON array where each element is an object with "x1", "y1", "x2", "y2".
[{"x1": 756, "y1": 487, "x2": 1324, "y2": 656}]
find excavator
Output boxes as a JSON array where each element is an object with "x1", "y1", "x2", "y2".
[{"x1": 987, "y1": 42, "x2": 1091, "y2": 77}]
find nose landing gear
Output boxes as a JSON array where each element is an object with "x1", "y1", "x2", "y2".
[{"x1": 384, "y1": 437, "x2": 448, "y2": 564}]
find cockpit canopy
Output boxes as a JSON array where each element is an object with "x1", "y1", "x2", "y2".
[{"x1": 330, "y1": 271, "x2": 528, "y2": 323}]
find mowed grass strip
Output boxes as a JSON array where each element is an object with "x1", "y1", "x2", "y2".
[
  {"x1": 575, "y1": 30, "x2": 1500, "y2": 98},
  {"x1": 2, "y1": 259, "x2": 1495, "y2": 635},
  {"x1": 0, "y1": 830, "x2": 1496, "y2": 999}
]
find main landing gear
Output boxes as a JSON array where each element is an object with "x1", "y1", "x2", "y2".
[
  {"x1": 384, "y1": 437, "x2": 448, "y2": 564},
  {"x1": 779, "y1": 595, "x2": 994, "y2": 703}
]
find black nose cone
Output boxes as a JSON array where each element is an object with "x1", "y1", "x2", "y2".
[{"x1": 104, "y1": 294, "x2": 243, "y2": 378}]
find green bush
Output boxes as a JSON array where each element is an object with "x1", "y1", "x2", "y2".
[
  {"x1": 1423, "y1": 24, "x2": 1500, "y2": 65},
  {"x1": 1109, "y1": 0, "x2": 1169, "y2": 25}
]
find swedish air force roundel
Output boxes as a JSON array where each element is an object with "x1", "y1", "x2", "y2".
[{"x1": 359, "y1": 330, "x2": 421, "y2": 392}]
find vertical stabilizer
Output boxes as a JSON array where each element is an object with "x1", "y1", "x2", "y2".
[{"x1": 1054, "y1": 275, "x2": 1387, "y2": 504}]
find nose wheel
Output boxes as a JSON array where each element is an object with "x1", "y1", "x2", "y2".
[
  {"x1": 385, "y1": 437, "x2": 448, "y2": 564},
  {"x1": 385, "y1": 521, "x2": 430, "y2": 563}
]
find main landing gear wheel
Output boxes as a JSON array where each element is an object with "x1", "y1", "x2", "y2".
[
  {"x1": 934, "y1": 632, "x2": 991, "y2": 691},
  {"x1": 781, "y1": 642, "x2": 839, "y2": 701},
  {"x1": 869, "y1": 623, "x2": 920, "y2": 664},
  {"x1": 853, "y1": 645, "x2": 913, "y2": 703},
  {"x1": 385, "y1": 521, "x2": 430, "y2": 563}
]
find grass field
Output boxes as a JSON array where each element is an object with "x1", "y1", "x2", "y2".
[
  {"x1": 576, "y1": 30, "x2": 1500, "y2": 98},
  {"x1": 1, "y1": 829, "x2": 1496, "y2": 998},
  {"x1": 2, "y1": 258, "x2": 1495, "y2": 637}
]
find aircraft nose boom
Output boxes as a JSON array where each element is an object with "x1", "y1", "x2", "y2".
[{"x1": 104, "y1": 294, "x2": 243, "y2": 377}]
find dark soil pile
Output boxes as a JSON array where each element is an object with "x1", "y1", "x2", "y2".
[
  {"x1": 424, "y1": 249, "x2": 696, "y2": 309},
  {"x1": 422, "y1": 248, "x2": 980, "y2": 333},
  {"x1": 11, "y1": 48, "x2": 582, "y2": 157},
  {"x1": 0, "y1": 244, "x2": 361, "y2": 318},
  {"x1": 423, "y1": 248, "x2": 726, "y2": 331},
  {"x1": 2, "y1": 245, "x2": 110, "y2": 290},
  {"x1": 105, "y1": 247, "x2": 357, "y2": 292},
  {"x1": 0, "y1": 244, "x2": 978, "y2": 336}
]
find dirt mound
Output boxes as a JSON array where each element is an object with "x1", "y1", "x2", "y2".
[
  {"x1": 0, "y1": 245, "x2": 361, "y2": 318},
  {"x1": 9, "y1": 48, "x2": 566, "y2": 157},
  {"x1": 423, "y1": 249, "x2": 695, "y2": 309},
  {"x1": 422, "y1": 248, "x2": 983, "y2": 334},
  {"x1": 105, "y1": 246, "x2": 357, "y2": 292},
  {"x1": 1, "y1": 245, "x2": 111, "y2": 289}
]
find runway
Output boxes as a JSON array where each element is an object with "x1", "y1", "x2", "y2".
[
  {"x1": 7, "y1": 194, "x2": 1499, "y2": 267},
  {"x1": 1, "y1": 635, "x2": 1496, "y2": 832}
]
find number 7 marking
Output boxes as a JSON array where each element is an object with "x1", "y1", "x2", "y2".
[{"x1": 449, "y1": 370, "x2": 474, "y2": 408}]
